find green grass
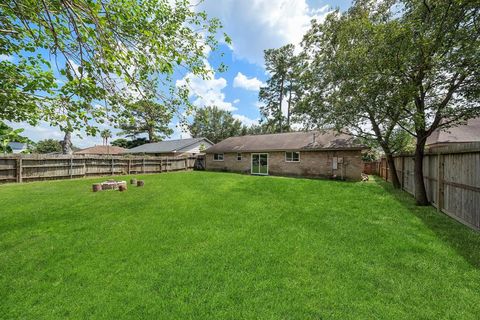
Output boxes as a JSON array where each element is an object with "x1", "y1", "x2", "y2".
[{"x1": 1, "y1": 172, "x2": 479, "y2": 319}]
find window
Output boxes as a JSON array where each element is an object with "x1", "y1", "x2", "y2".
[
  {"x1": 285, "y1": 151, "x2": 300, "y2": 162},
  {"x1": 213, "y1": 153, "x2": 224, "y2": 161},
  {"x1": 333, "y1": 157, "x2": 343, "y2": 170},
  {"x1": 237, "y1": 153, "x2": 242, "y2": 161}
]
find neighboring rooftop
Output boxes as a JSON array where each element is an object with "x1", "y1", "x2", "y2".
[
  {"x1": 426, "y1": 117, "x2": 480, "y2": 146},
  {"x1": 8, "y1": 142, "x2": 27, "y2": 154},
  {"x1": 205, "y1": 131, "x2": 365, "y2": 153},
  {"x1": 8, "y1": 142, "x2": 26, "y2": 150},
  {"x1": 124, "y1": 137, "x2": 212, "y2": 154},
  {"x1": 74, "y1": 145, "x2": 127, "y2": 155}
]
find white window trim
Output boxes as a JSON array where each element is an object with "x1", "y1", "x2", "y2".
[
  {"x1": 251, "y1": 153, "x2": 269, "y2": 175},
  {"x1": 213, "y1": 153, "x2": 224, "y2": 161},
  {"x1": 285, "y1": 151, "x2": 300, "y2": 162},
  {"x1": 237, "y1": 153, "x2": 242, "y2": 161}
]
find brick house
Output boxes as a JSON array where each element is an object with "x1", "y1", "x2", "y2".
[{"x1": 205, "y1": 131, "x2": 366, "y2": 180}]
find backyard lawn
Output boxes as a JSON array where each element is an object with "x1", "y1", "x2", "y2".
[{"x1": 0, "y1": 171, "x2": 479, "y2": 319}]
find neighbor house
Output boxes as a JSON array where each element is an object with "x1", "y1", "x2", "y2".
[
  {"x1": 426, "y1": 117, "x2": 480, "y2": 153},
  {"x1": 123, "y1": 137, "x2": 213, "y2": 157},
  {"x1": 74, "y1": 145, "x2": 127, "y2": 155},
  {"x1": 8, "y1": 142, "x2": 28, "y2": 154},
  {"x1": 205, "y1": 131, "x2": 366, "y2": 180}
]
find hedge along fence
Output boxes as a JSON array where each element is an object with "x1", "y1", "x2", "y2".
[
  {"x1": 0, "y1": 154, "x2": 198, "y2": 184},
  {"x1": 379, "y1": 144, "x2": 480, "y2": 231}
]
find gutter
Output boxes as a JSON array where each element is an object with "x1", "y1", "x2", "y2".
[{"x1": 205, "y1": 147, "x2": 367, "y2": 153}]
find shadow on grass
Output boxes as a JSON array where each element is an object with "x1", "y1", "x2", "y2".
[{"x1": 372, "y1": 176, "x2": 480, "y2": 269}]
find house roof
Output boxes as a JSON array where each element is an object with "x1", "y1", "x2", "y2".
[
  {"x1": 74, "y1": 145, "x2": 127, "y2": 155},
  {"x1": 123, "y1": 137, "x2": 212, "y2": 154},
  {"x1": 426, "y1": 117, "x2": 480, "y2": 146},
  {"x1": 205, "y1": 131, "x2": 366, "y2": 153},
  {"x1": 8, "y1": 142, "x2": 26, "y2": 150}
]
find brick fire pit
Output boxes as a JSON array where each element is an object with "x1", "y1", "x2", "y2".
[{"x1": 92, "y1": 180, "x2": 127, "y2": 192}]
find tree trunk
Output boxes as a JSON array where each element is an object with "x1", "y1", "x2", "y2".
[
  {"x1": 62, "y1": 131, "x2": 72, "y2": 155},
  {"x1": 278, "y1": 75, "x2": 285, "y2": 133},
  {"x1": 414, "y1": 138, "x2": 429, "y2": 205},
  {"x1": 148, "y1": 127, "x2": 155, "y2": 142},
  {"x1": 287, "y1": 85, "x2": 292, "y2": 131},
  {"x1": 368, "y1": 115, "x2": 401, "y2": 189},
  {"x1": 385, "y1": 152, "x2": 401, "y2": 189}
]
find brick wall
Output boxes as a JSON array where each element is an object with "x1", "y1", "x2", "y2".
[
  {"x1": 205, "y1": 152, "x2": 251, "y2": 174},
  {"x1": 206, "y1": 150, "x2": 363, "y2": 180}
]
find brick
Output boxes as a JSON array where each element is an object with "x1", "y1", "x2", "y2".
[{"x1": 206, "y1": 151, "x2": 363, "y2": 181}]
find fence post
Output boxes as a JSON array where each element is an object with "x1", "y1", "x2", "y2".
[
  {"x1": 142, "y1": 157, "x2": 145, "y2": 173},
  {"x1": 70, "y1": 157, "x2": 73, "y2": 179},
  {"x1": 128, "y1": 159, "x2": 131, "y2": 175},
  {"x1": 385, "y1": 159, "x2": 388, "y2": 182},
  {"x1": 160, "y1": 159, "x2": 163, "y2": 173},
  {"x1": 401, "y1": 156, "x2": 405, "y2": 190},
  {"x1": 185, "y1": 158, "x2": 188, "y2": 170},
  {"x1": 111, "y1": 157, "x2": 114, "y2": 176},
  {"x1": 16, "y1": 157, "x2": 22, "y2": 183},
  {"x1": 437, "y1": 153, "x2": 445, "y2": 212}
]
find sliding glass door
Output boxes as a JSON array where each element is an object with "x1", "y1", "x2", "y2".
[{"x1": 251, "y1": 153, "x2": 268, "y2": 175}]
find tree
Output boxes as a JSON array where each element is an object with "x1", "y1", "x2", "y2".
[
  {"x1": 1, "y1": 0, "x2": 227, "y2": 135},
  {"x1": 100, "y1": 129, "x2": 112, "y2": 146},
  {"x1": 259, "y1": 44, "x2": 301, "y2": 133},
  {"x1": 60, "y1": 131, "x2": 72, "y2": 155},
  {"x1": 188, "y1": 106, "x2": 242, "y2": 143},
  {"x1": 0, "y1": 122, "x2": 29, "y2": 154},
  {"x1": 111, "y1": 138, "x2": 129, "y2": 149},
  {"x1": 34, "y1": 139, "x2": 62, "y2": 154},
  {"x1": 243, "y1": 120, "x2": 285, "y2": 135},
  {"x1": 300, "y1": 4, "x2": 408, "y2": 188},
  {"x1": 388, "y1": 0, "x2": 480, "y2": 205},
  {"x1": 119, "y1": 100, "x2": 173, "y2": 142},
  {"x1": 300, "y1": 0, "x2": 480, "y2": 198},
  {"x1": 111, "y1": 138, "x2": 148, "y2": 149}
]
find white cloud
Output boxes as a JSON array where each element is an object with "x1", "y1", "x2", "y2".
[
  {"x1": 176, "y1": 61, "x2": 236, "y2": 111},
  {"x1": 254, "y1": 101, "x2": 265, "y2": 110},
  {"x1": 232, "y1": 114, "x2": 259, "y2": 126},
  {"x1": 66, "y1": 59, "x2": 81, "y2": 77},
  {"x1": 233, "y1": 99, "x2": 240, "y2": 104},
  {"x1": 233, "y1": 72, "x2": 264, "y2": 91},
  {"x1": 199, "y1": 0, "x2": 330, "y2": 65},
  {"x1": 0, "y1": 54, "x2": 13, "y2": 62},
  {"x1": 169, "y1": 122, "x2": 192, "y2": 140},
  {"x1": 8, "y1": 121, "x2": 122, "y2": 149}
]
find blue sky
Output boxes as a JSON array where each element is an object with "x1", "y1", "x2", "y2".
[{"x1": 12, "y1": 0, "x2": 352, "y2": 148}]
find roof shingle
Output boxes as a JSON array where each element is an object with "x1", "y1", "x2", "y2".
[
  {"x1": 205, "y1": 131, "x2": 365, "y2": 153},
  {"x1": 426, "y1": 117, "x2": 480, "y2": 146},
  {"x1": 74, "y1": 145, "x2": 127, "y2": 155},
  {"x1": 124, "y1": 137, "x2": 211, "y2": 154}
]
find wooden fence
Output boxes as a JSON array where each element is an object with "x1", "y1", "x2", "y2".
[
  {"x1": 363, "y1": 161, "x2": 380, "y2": 175},
  {"x1": 379, "y1": 147, "x2": 480, "y2": 231},
  {"x1": 0, "y1": 154, "x2": 198, "y2": 184}
]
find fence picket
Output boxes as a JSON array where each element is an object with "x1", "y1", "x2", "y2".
[
  {"x1": 0, "y1": 155, "x2": 197, "y2": 184},
  {"x1": 378, "y1": 151, "x2": 479, "y2": 231}
]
